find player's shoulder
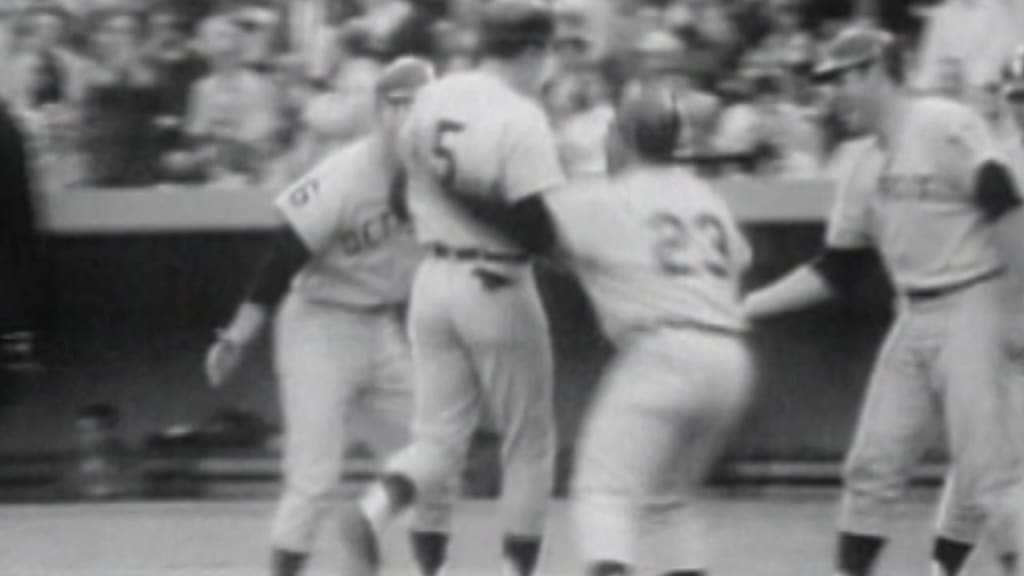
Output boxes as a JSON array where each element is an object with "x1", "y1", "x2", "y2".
[
  {"x1": 278, "y1": 137, "x2": 372, "y2": 205},
  {"x1": 312, "y1": 137, "x2": 374, "y2": 178},
  {"x1": 430, "y1": 70, "x2": 541, "y2": 116}
]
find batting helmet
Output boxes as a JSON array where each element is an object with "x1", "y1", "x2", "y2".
[
  {"x1": 812, "y1": 25, "x2": 902, "y2": 83},
  {"x1": 478, "y1": 0, "x2": 556, "y2": 58},
  {"x1": 1002, "y1": 45, "x2": 1024, "y2": 97},
  {"x1": 613, "y1": 80, "x2": 687, "y2": 162}
]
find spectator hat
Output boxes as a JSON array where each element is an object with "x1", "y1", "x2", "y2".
[
  {"x1": 375, "y1": 56, "x2": 435, "y2": 103},
  {"x1": 1002, "y1": 45, "x2": 1024, "y2": 98},
  {"x1": 812, "y1": 25, "x2": 895, "y2": 82}
]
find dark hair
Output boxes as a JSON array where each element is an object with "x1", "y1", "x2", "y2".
[
  {"x1": 77, "y1": 403, "x2": 121, "y2": 429},
  {"x1": 479, "y1": 2, "x2": 555, "y2": 59}
]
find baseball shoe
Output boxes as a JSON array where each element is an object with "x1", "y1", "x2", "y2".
[{"x1": 339, "y1": 503, "x2": 380, "y2": 576}]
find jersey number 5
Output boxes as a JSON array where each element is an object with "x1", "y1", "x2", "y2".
[
  {"x1": 649, "y1": 212, "x2": 730, "y2": 277},
  {"x1": 433, "y1": 120, "x2": 465, "y2": 189}
]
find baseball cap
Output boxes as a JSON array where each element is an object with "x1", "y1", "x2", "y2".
[
  {"x1": 812, "y1": 26, "x2": 894, "y2": 82},
  {"x1": 374, "y1": 56, "x2": 436, "y2": 103}
]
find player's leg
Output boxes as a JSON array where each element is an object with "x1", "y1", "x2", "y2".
[
  {"x1": 340, "y1": 260, "x2": 483, "y2": 575},
  {"x1": 931, "y1": 475, "x2": 977, "y2": 576},
  {"x1": 270, "y1": 296, "x2": 367, "y2": 576},
  {"x1": 363, "y1": 311, "x2": 456, "y2": 576},
  {"x1": 461, "y1": 266, "x2": 555, "y2": 576},
  {"x1": 934, "y1": 280, "x2": 1024, "y2": 576},
  {"x1": 837, "y1": 314, "x2": 941, "y2": 576},
  {"x1": 642, "y1": 333, "x2": 753, "y2": 576},
  {"x1": 571, "y1": 348, "x2": 651, "y2": 576}
]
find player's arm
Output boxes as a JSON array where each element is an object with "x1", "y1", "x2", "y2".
[
  {"x1": 448, "y1": 106, "x2": 566, "y2": 255},
  {"x1": 745, "y1": 140, "x2": 877, "y2": 320},
  {"x1": 207, "y1": 160, "x2": 341, "y2": 388},
  {"x1": 743, "y1": 248, "x2": 876, "y2": 319},
  {"x1": 937, "y1": 106, "x2": 1024, "y2": 283},
  {"x1": 206, "y1": 227, "x2": 311, "y2": 388},
  {"x1": 451, "y1": 193, "x2": 559, "y2": 255},
  {"x1": 975, "y1": 161, "x2": 1024, "y2": 281}
]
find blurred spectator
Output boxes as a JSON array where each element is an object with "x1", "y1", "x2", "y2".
[
  {"x1": 63, "y1": 403, "x2": 140, "y2": 501},
  {"x1": 914, "y1": 0, "x2": 1021, "y2": 107},
  {"x1": 7, "y1": 3, "x2": 91, "y2": 110},
  {"x1": 715, "y1": 67, "x2": 823, "y2": 177},
  {"x1": 675, "y1": 87, "x2": 723, "y2": 159},
  {"x1": 628, "y1": 29, "x2": 690, "y2": 88},
  {"x1": 750, "y1": 0, "x2": 815, "y2": 70},
  {"x1": 236, "y1": 4, "x2": 280, "y2": 74},
  {"x1": 166, "y1": 14, "x2": 280, "y2": 185},
  {"x1": 433, "y1": 20, "x2": 478, "y2": 74},
  {"x1": 81, "y1": 8, "x2": 161, "y2": 187},
  {"x1": 544, "y1": 69, "x2": 614, "y2": 178},
  {"x1": 145, "y1": 5, "x2": 208, "y2": 155},
  {"x1": 8, "y1": 3, "x2": 91, "y2": 190},
  {"x1": 269, "y1": 89, "x2": 373, "y2": 186}
]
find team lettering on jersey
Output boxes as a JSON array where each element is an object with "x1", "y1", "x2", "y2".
[{"x1": 878, "y1": 174, "x2": 957, "y2": 204}]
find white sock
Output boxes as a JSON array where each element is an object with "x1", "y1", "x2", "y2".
[{"x1": 359, "y1": 484, "x2": 396, "y2": 534}]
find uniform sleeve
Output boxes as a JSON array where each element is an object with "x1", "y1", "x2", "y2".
[
  {"x1": 543, "y1": 183, "x2": 607, "y2": 263},
  {"x1": 273, "y1": 155, "x2": 348, "y2": 254},
  {"x1": 825, "y1": 141, "x2": 876, "y2": 249},
  {"x1": 501, "y1": 105, "x2": 567, "y2": 202},
  {"x1": 932, "y1": 104, "x2": 1004, "y2": 195}
]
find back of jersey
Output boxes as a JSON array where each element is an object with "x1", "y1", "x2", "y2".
[
  {"x1": 547, "y1": 166, "x2": 751, "y2": 343},
  {"x1": 400, "y1": 70, "x2": 565, "y2": 252}
]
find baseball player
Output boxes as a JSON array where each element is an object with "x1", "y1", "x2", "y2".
[
  {"x1": 204, "y1": 57, "x2": 451, "y2": 576},
  {"x1": 425, "y1": 79, "x2": 753, "y2": 576},
  {"x1": 337, "y1": 2, "x2": 563, "y2": 575},
  {"x1": 743, "y1": 26, "x2": 1024, "y2": 576},
  {"x1": 551, "y1": 80, "x2": 755, "y2": 576}
]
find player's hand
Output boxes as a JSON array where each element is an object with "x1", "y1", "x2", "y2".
[
  {"x1": 205, "y1": 302, "x2": 268, "y2": 389},
  {"x1": 205, "y1": 336, "x2": 247, "y2": 389}
]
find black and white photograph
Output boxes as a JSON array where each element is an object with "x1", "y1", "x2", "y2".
[{"x1": 5, "y1": 0, "x2": 1024, "y2": 575}]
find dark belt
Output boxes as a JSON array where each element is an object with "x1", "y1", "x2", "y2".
[
  {"x1": 903, "y1": 269, "x2": 1003, "y2": 302},
  {"x1": 427, "y1": 243, "x2": 529, "y2": 264}
]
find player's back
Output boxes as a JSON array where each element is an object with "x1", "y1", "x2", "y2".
[
  {"x1": 276, "y1": 137, "x2": 422, "y2": 308},
  {"x1": 401, "y1": 70, "x2": 565, "y2": 253},
  {"x1": 547, "y1": 166, "x2": 751, "y2": 344}
]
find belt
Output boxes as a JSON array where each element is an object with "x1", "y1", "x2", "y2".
[
  {"x1": 639, "y1": 319, "x2": 748, "y2": 339},
  {"x1": 427, "y1": 243, "x2": 529, "y2": 264},
  {"x1": 903, "y1": 269, "x2": 1003, "y2": 302}
]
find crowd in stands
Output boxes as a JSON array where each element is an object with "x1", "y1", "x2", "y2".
[{"x1": 5, "y1": 0, "x2": 1024, "y2": 192}]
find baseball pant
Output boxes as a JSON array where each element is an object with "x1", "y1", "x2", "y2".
[
  {"x1": 839, "y1": 276, "x2": 1023, "y2": 546},
  {"x1": 387, "y1": 257, "x2": 556, "y2": 538},
  {"x1": 271, "y1": 293, "x2": 451, "y2": 553},
  {"x1": 572, "y1": 327, "x2": 753, "y2": 572}
]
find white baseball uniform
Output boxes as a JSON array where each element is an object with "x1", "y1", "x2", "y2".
[
  {"x1": 826, "y1": 96, "x2": 1022, "y2": 548},
  {"x1": 545, "y1": 165, "x2": 754, "y2": 572},
  {"x1": 385, "y1": 70, "x2": 562, "y2": 539},
  {"x1": 270, "y1": 135, "x2": 449, "y2": 553}
]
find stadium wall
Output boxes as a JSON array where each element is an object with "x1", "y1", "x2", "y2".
[{"x1": 17, "y1": 179, "x2": 905, "y2": 465}]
